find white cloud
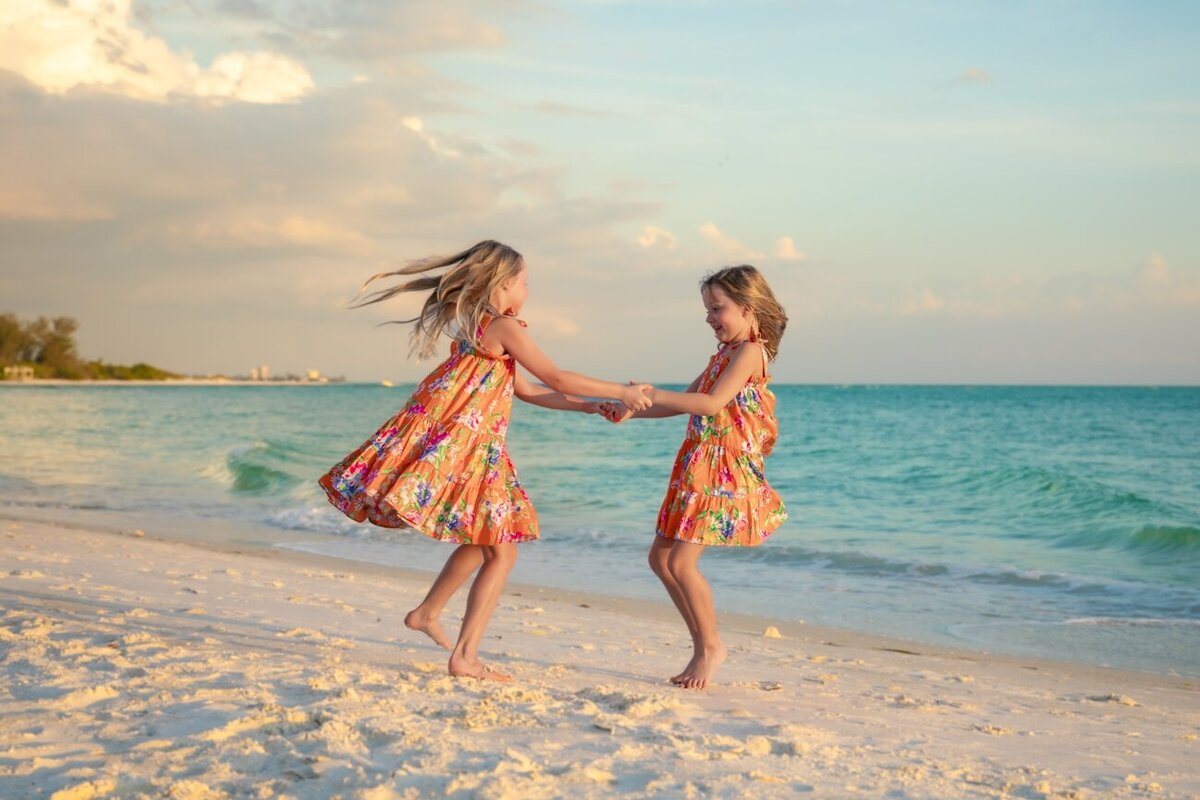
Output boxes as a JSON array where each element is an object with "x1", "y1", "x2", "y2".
[
  {"x1": 1054, "y1": 254, "x2": 1200, "y2": 313},
  {"x1": 520, "y1": 308, "x2": 580, "y2": 338},
  {"x1": 193, "y1": 51, "x2": 314, "y2": 104},
  {"x1": 959, "y1": 67, "x2": 992, "y2": 84},
  {"x1": 0, "y1": 187, "x2": 113, "y2": 221},
  {"x1": 636, "y1": 225, "x2": 677, "y2": 250},
  {"x1": 774, "y1": 236, "x2": 806, "y2": 261},
  {"x1": 168, "y1": 215, "x2": 373, "y2": 255},
  {"x1": 343, "y1": 183, "x2": 416, "y2": 209},
  {"x1": 1134, "y1": 252, "x2": 1200, "y2": 308},
  {"x1": 698, "y1": 222, "x2": 763, "y2": 261},
  {"x1": 898, "y1": 287, "x2": 945, "y2": 316},
  {"x1": 312, "y1": 4, "x2": 507, "y2": 61},
  {"x1": 885, "y1": 257, "x2": 1200, "y2": 321},
  {"x1": 1140, "y1": 252, "x2": 1169, "y2": 286},
  {"x1": 402, "y1": 115, "x2": 461, "y2": 158},
  {"x1": 0, "y1": 0, "x2": 313, "y2": 103}
]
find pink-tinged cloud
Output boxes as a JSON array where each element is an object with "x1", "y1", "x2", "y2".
[
  {"x1": 637, "y1": 225, "x2": 677, "y2": 250},
  {"x1": 898, "y1": 287, "x2": 945, "y2": 316},
  {"x1": 775, "y1": 236, "x2": 807, "y2": 261},
  {"x1": 960, "y1": 67, "x2": 992, "y2": 84},
  {"x1": 698, "y1": 222, "x2": 763, "y2": 261}
]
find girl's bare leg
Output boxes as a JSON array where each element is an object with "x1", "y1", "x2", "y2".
[
  {"x1": 648, "y1": 535, "x2": 700, "y2": 683},
  {"x1": 667, "y1": 540, "x2": 726, "y2": 690},
  {"x1": 448, "y1": 543, "x2": 517, "y2": 682},
  {"x1": 405, "y1": 544, "x2": 484, "y2": 649}
]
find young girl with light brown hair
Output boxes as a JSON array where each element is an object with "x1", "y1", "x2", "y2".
[
  {"x1": 320, "y1": 240, "x2": 652, "y2": 681},
  {"x1": 602, "y1": 264, "x2": 788, "y2": 689}
]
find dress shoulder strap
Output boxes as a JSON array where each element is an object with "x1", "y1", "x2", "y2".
[
  {"x1": 729, "y1": 340, "x2": 769, "y2": 379},
  {"x1": 478, "y1": 313, "x2": 526, "y2": 333},
  {"x1": 474, "y1": 314, "x2": 527, "y2": 353}
]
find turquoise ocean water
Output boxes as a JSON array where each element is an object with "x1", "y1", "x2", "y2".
[{"x1": 1, "y1": 383, "x2": 1197, "y2": 676}]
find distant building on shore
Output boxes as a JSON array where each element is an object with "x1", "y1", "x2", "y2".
[{"x1": 3, "y1": 365, "x2": 34, "y2": 381}]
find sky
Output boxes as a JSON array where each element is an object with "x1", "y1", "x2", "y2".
[{"x1": 1, "y1": 0, "x2": 1197, "y2": 384}]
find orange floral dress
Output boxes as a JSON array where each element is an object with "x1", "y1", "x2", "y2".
[
  {"x1": 318, "y1": 316, "x2": 538, "y2": 545},
  {"x1": 656, "y1": 341, "x2": 787, "y2": 546}
]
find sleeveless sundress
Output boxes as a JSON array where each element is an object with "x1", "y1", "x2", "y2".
[
  {"x1": 656, "y1": 341, "x2": 787, "y2": 546},
  {"x1": 318, "y1": 316, "x2": 538, "y2": 545}
]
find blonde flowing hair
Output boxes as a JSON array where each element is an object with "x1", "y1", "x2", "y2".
[
  {"x1": 701, "y1": 265, "x2": 788, "y2": 361},
  {"x1": 352, "y1": 240, "x2": 525, "y2": 359}
]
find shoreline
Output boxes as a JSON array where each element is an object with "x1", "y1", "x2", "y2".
[
  {"x1": 3, "y1": 515, "x2": 1198, "y2": 798},
  {"x1": 0, "y1": 515, "x2": 1103, "y2": 677},
  {"x1": 3, "y1": 507, "x2": 1194, "y2": 683}
]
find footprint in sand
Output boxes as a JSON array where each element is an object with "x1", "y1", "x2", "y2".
[
  {"x1": 48, "y1": 778, "x2": 118, "y2": 799},
  {"x1": 52, "y1": 685, "x2": 119, "y2": 710},
  {"x1": 278, "y1": 627, "x2": 326, "y2": 640}
]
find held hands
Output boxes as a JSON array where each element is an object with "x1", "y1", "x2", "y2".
[
  {"x1": 592, "y1": 381, "x2": 649, "y2": 422},
  {"x1": 620, "y1": 382, "x2": 654, "y2": 412},
  {"x1": 599, "y1": 401, "x2": 633, "y2": 424}
]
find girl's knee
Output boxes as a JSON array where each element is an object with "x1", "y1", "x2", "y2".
[
  {"x1": 666, "y1": 547, "x2": 699, "y2": 579},
  {"x1": 648, "y1": 538, "x2": 674, "y2": 577},
  {"x1": 491, "y1": 543, "x2": 518, "y2": 567}
]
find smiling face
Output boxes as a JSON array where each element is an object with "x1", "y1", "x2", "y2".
[{"x1": 702, "y1": 284, "x2": 754, "y2": 345}]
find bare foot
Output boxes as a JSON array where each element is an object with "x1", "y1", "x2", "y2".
[
  {"x1": 679, "y1": 642, "x2": 726, "y2": 690},
  {"x1": 671, "y1": 652, "x2": 699, "y2": 685},
  {"x1": 404, "y1": 608, "x2": 452, "y2": 649},
  {"x1": 448, "y1": 654, "x2": 512, "y2": 683}
]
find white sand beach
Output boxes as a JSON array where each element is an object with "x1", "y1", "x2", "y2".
[{"x1": 1, "y1": 517, "x2": 1196, "y2": 799}]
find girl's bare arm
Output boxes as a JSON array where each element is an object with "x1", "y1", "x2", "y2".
[
  {"x1": 489, "y1": 317, "x2": 652, "y2": 409},
  {"x1": 514, "y1": 371, "x2": 598, "y2": 413},
  {"x1": 646, "y1": 344, "x2": 763, "y2": 416},
  {"x1": 603, "y1": 371, "x2": 705, "y2": 422}
]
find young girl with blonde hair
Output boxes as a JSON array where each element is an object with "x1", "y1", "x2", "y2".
[
  {"x1": 602, "y1": 264, "x2": 788, "y2": 689},
  {"x1": 320, "y1": 240, "x2": 652, "y2": 681}
]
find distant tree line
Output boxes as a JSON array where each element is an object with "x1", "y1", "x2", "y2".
[{"x1": 0, "y1": 313, "x2": 179, "y2": 380}]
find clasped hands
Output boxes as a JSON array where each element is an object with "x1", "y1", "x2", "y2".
[{"x1": 598, "y1": 380, "x2": 653, "y2": 424}]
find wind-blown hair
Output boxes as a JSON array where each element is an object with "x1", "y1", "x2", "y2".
[
  {"x1": 352, "y1": 241, "x2": 525, "y2": 360},
  {"x1": 701, "y1": 265, "x2": 788, "y2": 361}
]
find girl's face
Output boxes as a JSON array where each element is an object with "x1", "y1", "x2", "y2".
[
  {"x1": 497, "y1": 263, "x2": 529, "y2": 314},
  {"x1": 703, "y1": 284, "x2": 753, "y2": 345}
]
